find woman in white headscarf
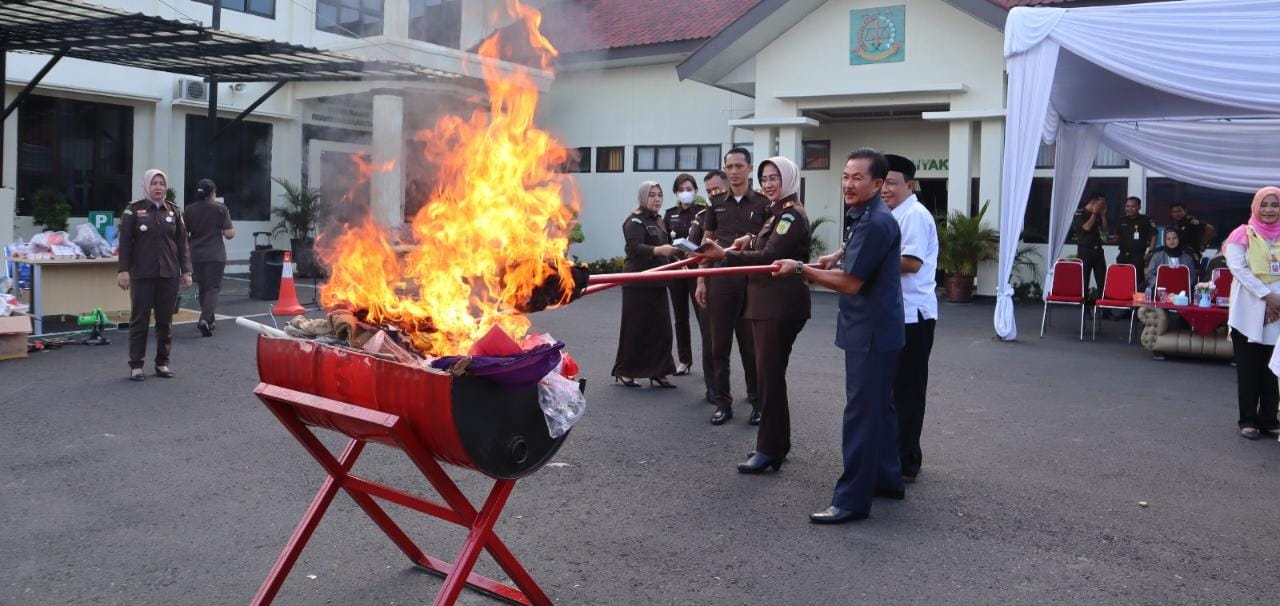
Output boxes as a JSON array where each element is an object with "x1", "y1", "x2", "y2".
[
  {"x1": 117, "y1": 169, "x2": 192, "y2": 381},
  {"x1": 700, "y1": 156, "x2": 811, "y2": 473},
  {"x1": 611, "y1": 180, "x2": 679, "y2": 388}
]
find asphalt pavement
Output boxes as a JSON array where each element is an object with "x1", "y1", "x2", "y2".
[{"x1": 2, "y1": 277, "x2": 1278, "y2": 605}]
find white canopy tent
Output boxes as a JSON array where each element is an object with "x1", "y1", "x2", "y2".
[{"x1": 993, "y1": 0, "x2": 1280, "y2": 341}]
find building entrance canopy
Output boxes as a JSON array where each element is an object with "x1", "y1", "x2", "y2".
[{"x1": 994, "y1": 0, "x2": 1280, "y2": 341}]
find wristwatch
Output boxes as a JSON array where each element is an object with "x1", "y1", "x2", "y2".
[{"x1": 794, "y1": 263, "x2": 805, "y2": 276}]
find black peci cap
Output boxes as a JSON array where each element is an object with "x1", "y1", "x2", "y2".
[{"x1": 884, "y1": 154, "x2": 916, "y2": 181}]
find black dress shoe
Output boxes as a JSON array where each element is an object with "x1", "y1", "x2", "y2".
[
  {"x1": 710, "y1": 406, "x2": 732, "y2": 425},
  {"x1": 154, "y1": 367, "x2": 175, "y2": 378},
  {"x1": 748, "y1": 409, "x2": 761, "y2": 426},
  {"x1": 128, "y1": 371, "x2": 145, "y2": 382},
  {"x1": 809, "y1": 506, "x2": 868, "y2": 524},
  {"x1": 874, "y1": 488, "x2": 905, "y2": 500},
  {"x1": 197, "y1": 320, "x2": 213, "y2": 337},
  {"x1": 736, "y1": 452, "x2": 784, "y2": 474}
]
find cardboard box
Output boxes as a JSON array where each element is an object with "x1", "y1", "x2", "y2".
[{"x1": 0, "y1": 312, "x2": 32, "y2": 361}]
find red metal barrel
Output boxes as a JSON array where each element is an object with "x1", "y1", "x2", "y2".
[{"x1": 256, "y1": 336, "x2": 567, "y2": 479}]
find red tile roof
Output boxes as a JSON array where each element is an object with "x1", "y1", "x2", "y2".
[{"x1": 537, "y1": 0, "x2": 763, "y2": 54}]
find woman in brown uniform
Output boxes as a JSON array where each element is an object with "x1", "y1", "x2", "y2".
[
  {"x1": 701, "y1": 156, "x2": 810, "y2": 472},
  {"x1": 117, "y1": 169, "x2": 192, "y2": 381},
  {"x1": 612, "y1": 181, "x2": 679, "y2": 388}
]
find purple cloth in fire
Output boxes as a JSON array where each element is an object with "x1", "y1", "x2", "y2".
[{"x1": 431, "y1": 341, "x2": 565, "y2": 389}]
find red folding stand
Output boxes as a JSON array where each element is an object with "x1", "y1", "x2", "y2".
[{"x1": 251, "y1": 383, "x2": 552, "y2": 606}]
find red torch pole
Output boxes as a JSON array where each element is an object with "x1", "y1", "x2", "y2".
[
  {"x1": 579, "y1": 261, "x2": 821, "y2": 297},
  {"x1": 578, "y1": 256, "x2": 702, "y2": 297}
]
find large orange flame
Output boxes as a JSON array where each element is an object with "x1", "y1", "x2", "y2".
[{"x1": 318, "y1": 0, "x2": 578, "y2": 356}]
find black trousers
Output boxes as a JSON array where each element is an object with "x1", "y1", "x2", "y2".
[
  {"x1": 1080, "y1": 254, "x2": 1107, "y2": 298},
  {"x1": 750, "y1": 317, "x2": 806, "y2": 457},
  {"x1": 706, "y1": 275, "x2": 758, "y2": 409},
  {"x1": 667, "y1": 277, "x2": 705, "y2": 368},
  {"x1": 1230, "y1": 329, "x2": 1280, "y2": 431},
  {"x1": 129, "y1": 277, "x2": 179, "y2": 370},
  {"x1": 193, "y1": 261, "x2": 226, "y2": 325},
  {"x1": 895, "y1": 316, "x2": 936, "y2": 477},
  {"x1": 1115, "y1": 251, "x2": 1146, "y2": 289}
]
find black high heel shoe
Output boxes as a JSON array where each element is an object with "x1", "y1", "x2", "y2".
[
  {"x1": 736, "y1": 452, "x2": 784, "y2": 474},
  {"x1": 649, "y1": 377, "x2": 677, "y2": 389},
  {"x1": 614, "y1": 376, "x2": 640, "y2": 388}
]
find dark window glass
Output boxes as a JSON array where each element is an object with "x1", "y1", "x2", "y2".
[
  {"x1": 596, "y1": 147, "x2": 624, "y2": 173},
  {"x1": 802, "y1": 140, "x2": 830, "y2": 170},
  {"x1": 561, "y1": 147, "x2": 591, "y2": 173},
  {"x1": 1146, "y1": 178, "x2": 1245, "y2": 249},
  {"x1": 409, "y1": 0, "x2": 462, "y2": 48},
  {"x1": 17, "y1": 95, "x2": 133, "y2": 216},
  {"x1": 634, "y1": 145, "x2": 722, "y2": 172},
  {"x1": 317, "y1": 0, "x2": 383, "y2": 37},
  {"x1": 1018, "y1": 176, "x2": 1128, "y2": 245},
  {"x1": 184, "y1": 115, "x2": 273, "y2": 221},
  {"x1": 193, "y1": 0, "x2": 274, "y2": 19}
]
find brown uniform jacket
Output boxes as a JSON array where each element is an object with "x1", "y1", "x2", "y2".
[
  {"x1": 725, "y1": 196, "x2": 812, "y2": 320},
  {"x1": 118, "y1": 199, "x2": 193, "y2": 279},
  {"x1": 184, "y1": 198, "x2": 234, "y2": 264},
  {"x1": 622, "y1": 209, "x2": 670, "y2": 287},
  {"x1": 703, "y1": 190, "x2": 769, "y2": 247}
]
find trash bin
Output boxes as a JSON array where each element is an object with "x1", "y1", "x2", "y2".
[{"x1": 250, "y1": 232, "x2": 284, "y2": 300}]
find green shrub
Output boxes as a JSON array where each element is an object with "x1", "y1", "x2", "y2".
[{"x1": 31, "y1": 188, "x2": 71, "y2": 232}]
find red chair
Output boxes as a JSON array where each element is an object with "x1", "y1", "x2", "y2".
[
  {"x1": 1041, "y1": 259, "x2": 1086, "y2": 341},
  {"x1": 1093, "y1": 263, "x2": 1138, "y2": 343},
  {"x1": 1155, "y1": 265, "x2": 1192, "y2": 298},
  {"x1": 1212, "y1": 268, "x2": 1233, "y2": 303}
]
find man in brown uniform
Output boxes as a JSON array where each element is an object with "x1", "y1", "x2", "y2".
[
  {"x1": 183, "y1": 178, "x2": 235, "y2": 336},
  {"x1": 696, "y1": 148, "x2": 768, "y2": 425},
  {"x1": 117, "y1": 169, "x2": 192, "y2": 380},
  {"x1": 702, "y1": 155, "x2": 811, "y2": 472}
]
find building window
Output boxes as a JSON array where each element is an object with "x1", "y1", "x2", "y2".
[
  {"x1": 193, "y1": 0, "x2": 275, "y2": 19},
  {"x1": 1019, "y1": 176, "x2": 1128, "y2": 245},
  {"x1": 1147, "y1": 178, "x2": 1246, "y2": 249},
  {"x1": 316, "y1": 0, "x2": 383, "y2": 37},
  {"x1": 1035, "y1": 143, "x2": 1130, "y2": 169},
  {"x1": 802, "y1": 140, "x2": 830, "y2": 170},
  {"x1": 184, "y1": 116, "x2": 273, "y2": 221},
  {"x1": 561, "y1": 147, "x2": 591, "y2": 173},
  {"x1": 596, "y1": 147, "x2": 624, "y2": 173},
  {"x1": 409, "y1": 0, "x2": 461, "y2": 48},
  {"x1": 1093, "y1": 145, "x2": 1129, "y2": 169},
  {"x1": 633, "y1": 145, "x2": 721, "y2": 172},
  {"x1": 17, "y1": 95, "x2": 133, "y2": 216}
]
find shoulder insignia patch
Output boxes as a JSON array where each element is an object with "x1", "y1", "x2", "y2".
[
  {"x1": 1191, "y1": 219, "x2": 1201, "y2": 225},
  {"x1": 776, "y1": 219, "x2": 792, "y2": 235},
  {"x1": 123, "y1": 209, "x2": 133, "y2": 215},
  {"x1": 630, "y1": 217, "x2": 643, "y2": 224}
]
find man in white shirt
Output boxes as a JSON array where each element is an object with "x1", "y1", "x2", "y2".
[{"x1": 881, "y1": 154, "x2": 939, "y2": 483}]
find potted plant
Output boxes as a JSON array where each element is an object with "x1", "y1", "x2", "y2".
[
  {"x1": 271, "y1": 177, "x2": 326, "y2": 278},
  {"x1": 31, "y1": 188, "x2": 71, "y2": 232},
  {"x1": 937, "y1": 201, "x2": 998, "y2": 303}
]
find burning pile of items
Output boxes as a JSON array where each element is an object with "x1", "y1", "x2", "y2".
[{"x1": 242, "y1": 1, "x2": 594, "y2": 439}]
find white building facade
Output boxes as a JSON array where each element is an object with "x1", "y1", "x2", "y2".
[
  {"x1": 1, "y1": 0, "x2": 520, "y2": 261},
  {"x1": 540, "y1": 0, "x2": 1236, "y2": 296}
]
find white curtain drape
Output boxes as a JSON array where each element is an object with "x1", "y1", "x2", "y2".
[
  {"x1": 1101, "y1": 120, "x2": 1280, "y2": 194},
  {"x1": 994, "y1": 0, "x2": 1280, "y2": 340},
  {"x1": 993, "y1": 38, "x2": 1060, "y2": 341},
  {"x1": 1044, "y1": 124, "x2": 1104, "y2": 274}
]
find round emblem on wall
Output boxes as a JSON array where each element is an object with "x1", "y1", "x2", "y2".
[{"x1": 856, "y1": 14, "x2": 901, "y2": 61}]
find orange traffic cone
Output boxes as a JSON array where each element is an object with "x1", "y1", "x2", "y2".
[{"x1": 272, "y1": 250, "x2": 306, "y2": 316}]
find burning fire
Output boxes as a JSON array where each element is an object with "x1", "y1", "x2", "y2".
[{"x1": 318, "y1": 0, "x2": 579, "y2": 356}]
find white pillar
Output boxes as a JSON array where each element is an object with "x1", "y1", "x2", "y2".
[
  {"x1": 1, "y1": 84, "x2": 14, "y2": 245},
  {"x1": 977, "y1": 118, "x2": 1003, "y2": 219},
  {"x1": 948, "y1": 120, "x2": 974, "y2": 216},
  {"x1": 383, "y1": 0, "x2": 410, "y2": 39},
  {"x1": 371, "y1": 91, "x2": 405, "y2": 229},
  {"x1": 778, "y1": 125, "x2": 803, "y2": 164},
  {"x1": 752, "y1": 126, "x2": 776, "y2": 164}
]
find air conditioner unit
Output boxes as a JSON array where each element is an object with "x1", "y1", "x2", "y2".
[{"x1": 175, "y1": 78, "x2": 209, "y2": 103}]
